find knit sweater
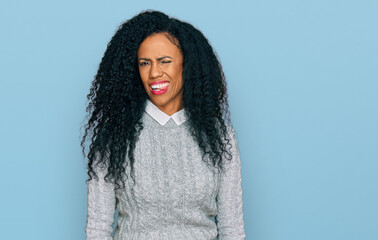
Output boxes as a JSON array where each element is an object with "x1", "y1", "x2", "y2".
[{"x1": 85, "y1": 99, "x2": 246, "y2": 240}]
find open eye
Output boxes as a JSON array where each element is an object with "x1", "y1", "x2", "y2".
[{"x1": 139, "y1": 61, "x2": 149, "y2": 66}]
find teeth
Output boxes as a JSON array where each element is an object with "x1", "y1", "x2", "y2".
[{"x1": 151, "y1": 83, "x2": 169, "y2": 90}]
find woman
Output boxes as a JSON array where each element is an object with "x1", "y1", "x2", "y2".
[{"x1": 81, "y1": 10, "x2": 245, "y2": 240}]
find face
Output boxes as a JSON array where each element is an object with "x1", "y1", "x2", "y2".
[{"x1": 137, "y1": 33, "x2": 184, "y2": 116}]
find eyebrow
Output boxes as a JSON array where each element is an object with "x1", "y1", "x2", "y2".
[{"x1": 138, "y1": 56, "x2": 172, "y2": 61}]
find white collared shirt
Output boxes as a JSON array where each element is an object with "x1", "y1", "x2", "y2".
[{"x1": 144, "y1": 99, "x2": 188, "y2": 126}]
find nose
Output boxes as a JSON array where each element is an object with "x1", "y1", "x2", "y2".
[{"x1": 149, "y1": 62, "x2": 163, "y2": 79}]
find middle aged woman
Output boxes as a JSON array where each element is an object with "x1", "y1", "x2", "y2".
[{"x1": 82, "y1": 10, "x2": 245, "y2": 240}]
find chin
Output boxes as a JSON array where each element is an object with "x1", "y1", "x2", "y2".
[{"x1": 150, "y1": 97, "x2": 168, "y2": 105}]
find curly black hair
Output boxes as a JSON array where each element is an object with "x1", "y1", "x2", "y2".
[{"x1": 80, "y1": 10, "x2": 235, "y2": 190}]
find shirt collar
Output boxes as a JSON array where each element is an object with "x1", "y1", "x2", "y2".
[{"x1": 144, "y1": 99, "x2": 188, "y2": 126}]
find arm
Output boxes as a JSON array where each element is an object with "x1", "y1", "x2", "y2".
[
  {"x1": 216, "y1": 125, "x2": 246, "y2": 240},
  {"x1": 85, "y1": 160, "x2": 116, "y2": 240}
]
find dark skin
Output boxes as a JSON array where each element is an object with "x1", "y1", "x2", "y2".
[{"x1": 137, "y1": 33, "x2": 184, "y2": 116}]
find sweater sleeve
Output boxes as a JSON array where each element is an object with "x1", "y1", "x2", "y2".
[
  {"x1": 216, "y1": 125, "x2": 246, "y2": 240},
  {"x1": 85, "y1": 160, "x2": 116, "y2": 240}
]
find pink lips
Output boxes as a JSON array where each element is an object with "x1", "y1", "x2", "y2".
[{"x1": 149, "y1": 81, "x2": 169, "y2": 95}]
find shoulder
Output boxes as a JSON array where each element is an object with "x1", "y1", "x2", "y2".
[
  {"x1": 214, "y1": 119, "x2": 239, "y2": 152},
  {"x1": 223, "y1": 121, "x2": 237, "y2": 140}
]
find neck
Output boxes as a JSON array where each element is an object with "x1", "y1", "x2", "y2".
[
  {"x1": 149, "y1": 99, "x2": 184, "y2": 116},
  {"x1": 158, "y1": 102, "x2": 184, "y2": 116}
]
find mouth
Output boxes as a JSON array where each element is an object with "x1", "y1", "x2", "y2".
[{"x1": 149, "y1": 81, "x2": 170, "y2": 95}]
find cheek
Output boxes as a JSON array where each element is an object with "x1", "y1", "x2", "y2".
[
  {"x1": 170, "y1": 65, "x2": 183, "y2": 82},
  {"x1": 175, "y1": 68, "x2": 184, "y2": 86}
]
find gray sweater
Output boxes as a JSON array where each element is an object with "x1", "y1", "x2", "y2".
[{"x1": 85, "y1": 99, "x2": 245, "y2": 240}]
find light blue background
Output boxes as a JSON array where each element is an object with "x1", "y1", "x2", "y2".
[{"x1": 1, "y1": 0, "x2": 377, "y2": 239}]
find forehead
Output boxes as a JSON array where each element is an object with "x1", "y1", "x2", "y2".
[{"x1": 137, "y1": 33, "x2": 181, "y2": 57}]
